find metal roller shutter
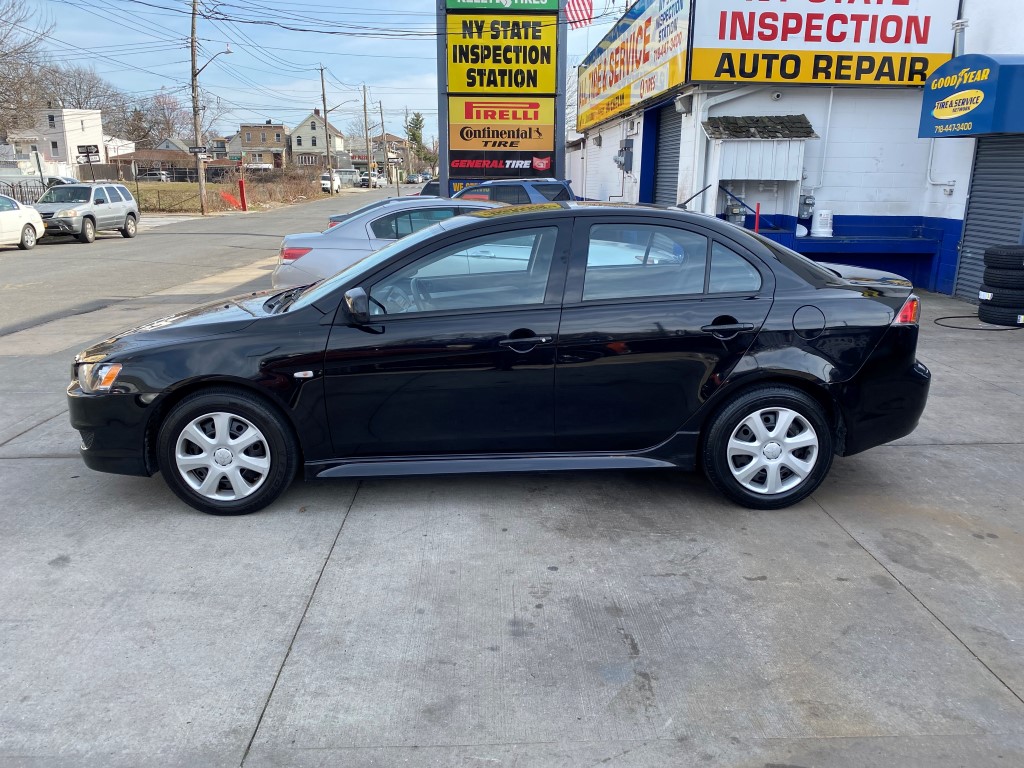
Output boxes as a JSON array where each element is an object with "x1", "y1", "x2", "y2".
[
  {"x1": 654, "y1": 106, "x2": 682, "y2": 206},
  {"x1": 956, "y1": 135, "x2": 1024, "y2": 302}
]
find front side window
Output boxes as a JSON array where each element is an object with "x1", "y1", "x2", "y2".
[
  {"x1": 709, "y1": 242, "x2": 762, "y2": 293},
  {"x1": 583, "y1": 224, "x2": 708, "y2": 301},
  {"x1": 369, "y1": 207, "x2": 461, "y2": 240},
  {"x1": 457, "y1": 186, "x2": 491, "y2": 201},
  {"x1": 369, "y1": 227, "x2": 558, "y2": 316}
]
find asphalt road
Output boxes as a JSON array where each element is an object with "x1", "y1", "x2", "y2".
[{"x1": 1, "y1": 194, "x2": 1023, "y2": 767}]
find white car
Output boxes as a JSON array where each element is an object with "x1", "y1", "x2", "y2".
[
  {"x1": 320, "y1": 172, "x2": 342, "y2": 193},
  {"x1": 0, "y1": 194, "x2": 45, "y2": 250}
]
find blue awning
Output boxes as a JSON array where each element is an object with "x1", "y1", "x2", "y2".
[{"x1": 920, "y1": 54, "x2": 1024, "y2": 138}]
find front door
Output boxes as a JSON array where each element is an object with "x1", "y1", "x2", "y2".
[
  {"x1": 322, "y1": 222, "x2": 570, "y2": 456},
  {"x1": 554, "y1": 218, "x2": 774, "y2": 452}
]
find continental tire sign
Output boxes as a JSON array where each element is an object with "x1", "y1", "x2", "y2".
[
  {"x1": 690, "y1": 0, "x2": 960, "y2": 85},
  {"x1": 449, "y1": 97, "x2": 555, "y2": 151}
]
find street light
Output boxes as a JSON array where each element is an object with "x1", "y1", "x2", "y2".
[{"x1": 191, "y1": 0, "x2": 231, "y2": 214}]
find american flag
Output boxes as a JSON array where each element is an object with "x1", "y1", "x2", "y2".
[{"x1": 566, "y1": 0, "x2": 594, "y2": 30}]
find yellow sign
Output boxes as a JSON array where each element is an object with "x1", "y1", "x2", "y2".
[
  {"x1": 447, "y1": 14, "x2": 557, "y2": 93},
  {"x1": 448, "y1": 96, "x2": 554, "y2": 151},
  {"x1": 576, "y1": 0, "x2": 690, "y2": 132},
  {"x1": 690, "y1": 50, "x2": 950, "y2": 85},
  {"x1": 932, "y1": 89, "x2": 985, "y2": 120}
]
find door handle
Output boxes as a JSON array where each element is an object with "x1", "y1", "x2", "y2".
[
  {"x1": 498, "y1": 335, "x2": 552, "y2": 347},
  {"x1": 700, "y1": 322, "x2": 754, "y2": 339}
]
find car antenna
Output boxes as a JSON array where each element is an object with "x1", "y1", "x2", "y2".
[{"x1": 675, "y1": 184, "x2": 712, "y2": 210}]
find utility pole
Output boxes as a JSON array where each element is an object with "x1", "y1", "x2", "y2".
[
  {"x1": 404, "y1": 106, "x2": 411, "y2": 179},
  {"x1": 190, "y1": 0, "x2": 207, "y2": 214},
  {"x1": 380, "y1": 100, "x2": 399, "y2": 196},
  {"x1": 362, "y1": 84, "x2": 372, "y2": 180},
  {"x1": 320, "y1": 65, "x2": 332, "y2": 195}
]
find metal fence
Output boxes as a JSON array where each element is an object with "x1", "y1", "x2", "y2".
[{"x1": 0, "y1": 179, "x2": 47, "y2": 205}]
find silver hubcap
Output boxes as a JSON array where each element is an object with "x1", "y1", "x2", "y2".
[
  {"x1": 727, "y1": 407, "x2": 819, "y2": 495},
  {"x1": 174, "y1": 412, "x2": 271, "y2": 501},
  {"x1": 127, "y1": 218, "x2": 135, "y2": 233},
  {"x1": 24, "y1": 228, "x2": 35, "y2": 246}
]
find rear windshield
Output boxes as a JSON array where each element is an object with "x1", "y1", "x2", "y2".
[
  {"x1": 747, "y1": 231, "x2": 843, "y2": 286},
  {"x1": 38, "y1": 186, "x2": 92, "y2": 204}
]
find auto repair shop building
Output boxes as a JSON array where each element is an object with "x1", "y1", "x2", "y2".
[{"x1": 572, "y1": 0, "x2": 1018, "y2": 297}]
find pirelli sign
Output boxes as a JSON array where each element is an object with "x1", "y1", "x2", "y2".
[
  {"x1": 438, "y1": 0, "x2": 565, "y2": 191},
  {"x1": 449, "y1": 97, "x2": 555, "y2": 151}
]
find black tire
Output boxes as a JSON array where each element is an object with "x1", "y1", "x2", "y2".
[
  {"x1": 77, "y1": 218, "x2": 96, "y2": 243},
  {"x1": 978, "y1": 303, "x2": 1024, "y2": 327},
  {"x1": 702, "y1": 385, "x2": 834, "y2": 510},
  {"x1": 978, "y1": 284, "x2": 1024, "y2": 308},
  {"x1": 984, "y1": 245, "x2": 1024, "y2": 270},
  {"x1": 120, "y1": 214, "x2": 137, "y2": 238},
  {"x1": 156, "y1": 388, "x2": 299, "y2": 515},
  {"x1": 982, "y1": 267, "x2": 1024, "y2": 289},
  {"x1": 17, "y1": 224, "x2": 37, "y2": 250}
]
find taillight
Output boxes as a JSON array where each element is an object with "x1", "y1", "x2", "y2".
[
  {"x1": 327, "y1": 221, "x2": 339, "y2": 228},
  {"x1": 280, "y1": 247, "x2": 311, "y2": 262},
  {"x1": 895, "y1": 295, "x2": 921, "y2": 325}
]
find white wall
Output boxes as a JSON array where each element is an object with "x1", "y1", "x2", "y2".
[
  {"x1": 580, "y1": 114, "x2": 645, "y2": 203},
  {"x1": 963, "y1": 0, "x2": 1021, "y2": 55},
  {"x1": 37, "y1": 109, "x2": 104, "y2": 164}
]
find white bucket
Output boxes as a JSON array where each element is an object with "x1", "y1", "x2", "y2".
[{"x1": 811, "y1": 209, "x2": 834, "y2": 238}]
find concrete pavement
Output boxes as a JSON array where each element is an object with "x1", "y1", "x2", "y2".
[{"x1": 0, "y1": 202, "x2": 1022, "y2": 767}]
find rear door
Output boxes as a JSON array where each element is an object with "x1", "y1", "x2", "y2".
[
  {"x1": 103, "y1": 186, "x2": 126, "y2": 229},
  {"x1": 554, "y1": 217, "x2": 774, "y2": 452}
]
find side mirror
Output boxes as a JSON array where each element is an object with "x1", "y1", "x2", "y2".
[
  {"x1": 344, "y1": 287, "x2": 370, "y2": 324},
  {"x1": 95, "y1": 198, "x2": 105, "y2": 205}
]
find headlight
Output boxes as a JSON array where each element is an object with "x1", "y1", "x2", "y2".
[
  {"x1": 78, "y1": 362, "x2": 123, "y2": 394},
  {"x1": 55, "y1": 209, "x2": 80, "y2": 218}
]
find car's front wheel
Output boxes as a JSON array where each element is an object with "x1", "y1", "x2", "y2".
[
  {"x1": 120, "y1": 214, "x2": 137, "y2": 238},
  {"x1": 157, "y1": 389, "x2": 298, "y2": 515},
  {"x1": 702, "y1": 386, "x2": 834, "y2": 510},
  {"x1": 77, "y1": 218, "x2": 95, "y2": 243},
  {"x1": 18, "y1": 224, "x2": 37, "y2": 250}
]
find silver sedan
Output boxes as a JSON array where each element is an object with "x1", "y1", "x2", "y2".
[{"x1": 271, "y1": 197, "x2": 502, "y2": 289}]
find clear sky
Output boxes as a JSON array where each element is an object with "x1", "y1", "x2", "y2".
[{"x1": 28, "y1": 0, "x2": 627, "y2": 141}]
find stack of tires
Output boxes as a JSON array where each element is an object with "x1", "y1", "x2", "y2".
[{"x1": 979, "y1": 245, "x2": 1024, "y2": 327}]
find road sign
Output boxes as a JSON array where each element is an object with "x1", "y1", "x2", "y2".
[
  {"x1": 77, "y1": 144, "x2": 99, "y2": 154},
  {"x1": 76, "y1": 154, "x2": 101, "y2": 163},
  {"x1": 188, "y1": 146, "x2": 208, "y2": 154},
  {"x1": 228, "y1": 154, "x2": 241, "y2": 161}
]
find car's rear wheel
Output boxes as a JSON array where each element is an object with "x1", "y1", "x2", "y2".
[
  {"x1": 77, "y1": 218, "x2": 95, "y2": 243},
  {"x1": 18, "y1": 224, "x2": 37, "y2": 250},
  {"x1": 157, "y1": 389, "x2": 298, "y2": 515},
  {"x1": 702, "y1": 386, "x2": 834, "y2": 510},
  {"x1": 120, "y1": 214, "x2": 137, "y2": 238}
]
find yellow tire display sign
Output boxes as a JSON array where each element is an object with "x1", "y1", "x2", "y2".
[
  {"x1": 449, "y1": 96, "x2": 555, "y2": 151},
  {"x1": 447, "y1": 14, "x2": 558, "y2": 94},
  {"x1": 690, "y1": 0, "x2": 960, "y2": 85}
]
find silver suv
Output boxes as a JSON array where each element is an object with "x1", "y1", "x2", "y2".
[{"x1": 33, "y1": 183, "x2": 141, "y2": 243}]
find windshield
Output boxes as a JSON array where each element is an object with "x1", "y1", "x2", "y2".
[
  {"x1": 290, "y1": 221, "x2": 449, "y2": 310},
  {"x1": 37, "y1": 186, "x2": 92, "y2": 204}
]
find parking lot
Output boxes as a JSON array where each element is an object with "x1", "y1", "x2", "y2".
[{"x1": 1, "y1": 197, "x2": 1023, "y2": 767}]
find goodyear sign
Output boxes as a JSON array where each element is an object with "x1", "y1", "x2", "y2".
[
  {"x1": 577, "y1": 0, "x2": 690, "y2": 132},
  {"x1": 449, "y1": 96, "x2": 555, "y2": 151},
  {"x1": 447, "y1": 14, "x2": 557, "y2": 93},
  {"x1": 690, "y1": 0, "x2": 959, "y2": 85},
  {"x1": 920, "y1": 54, "x2": 1024, "y2": 138}
]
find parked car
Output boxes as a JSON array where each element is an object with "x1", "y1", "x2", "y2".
[
  {"x1": 320, "y1": 172, "x2": 342, "y2": 193},
  {"x1": 453, "y1": 178, "x2": 577, "y2": 204},
  {"x1": 137, "y1": 170, "x2": 170, "y2": 183},
  {"x1": 68, "y1": 202, "x2": 930, "y2": 516},
  {"x1": 324, "y1": 198, "x2": 404, "y2": 229},
  {"x1": 0, "y1": 193, "x2": 45, "y2": 250},
  {"x1": 33, "y1": 183, "x2": 140, "y2": 242},
  {"x1": 417, "y1": 180, "x2": 440, "y2": 197},
  {"x1": 273, "y1": 197, "x2": 501, "y2": 288},
  {"x1": 406, "y1": 174, "x2": 421, "y2": 184},
  {"x1": 44, "y1": 176, "x2": 80, "y2": 186},
  {"x1": 360, "y1": 172, "x2": 386, "y2": 188}
]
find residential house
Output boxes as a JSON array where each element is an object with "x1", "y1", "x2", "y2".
[
  {"x1": 290, "y1": 109, "x2": 345, "y2": 168},
  {"x1": 208, "y1": 135, "x2": 230, "y2": 160},
  {"x1": 7, "y1": 108, "x2": 104, "y2": 163},
  {"x1": 239, "y1": 121, "x2": 289, "y2": 168},
  {"x1": 154, "y1": 137, "x2": 191, "y2": 153},
  {"x1": 103, "y1": 135, "x2": 135, "y2": 160}
]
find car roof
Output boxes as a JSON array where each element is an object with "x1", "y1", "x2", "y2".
[{"x1": 466, "y1": 178, "x2": 563, "y2": 187}]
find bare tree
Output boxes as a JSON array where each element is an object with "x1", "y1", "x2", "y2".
[
  {"x1": 144, "y1": 91, "x2": 193, "y2": 143},
  {"x1": 0, "y1": 0, "x2": 53, "y2": 137}
]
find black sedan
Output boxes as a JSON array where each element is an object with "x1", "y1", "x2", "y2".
[{"x1": 68, "y1": 203, "x2": 930, "y2": 515}]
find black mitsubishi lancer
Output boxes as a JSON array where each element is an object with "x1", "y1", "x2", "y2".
[{"x1": 68, "y1": 203, "x2": 930, "y2": 515}]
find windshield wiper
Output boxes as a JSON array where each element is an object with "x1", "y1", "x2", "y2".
[{"x1": 264, "y1": 287, "x2": 304, "y2": 314}]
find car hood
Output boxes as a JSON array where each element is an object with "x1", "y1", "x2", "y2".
[
  {"x1": 78, "y1": 292, "x2": 273, "y2": 360},
  {"x1": 34, "y1": 201, "x2": 88, "y2": 213}
]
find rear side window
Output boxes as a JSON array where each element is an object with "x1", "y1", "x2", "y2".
[
  {"x1": 490, "y1": 185, "x2": 530, "y2": 205},
  {"x1": 104, "y1": 186, "x2": 123, "y2": 202},
  {"x1": 116, "y1": 185, "x2": 134, "y2": 201},
  {"x1": 457, "y1": 186, "x2": 492, "y2": 201},
  {"x1": 369, "y1": 207, "x2": 460, "y2": 239},
  {"x1": 534, "y1": 183, "x2": 571, "y2": 201},
  {"x1": 583, "y1": 224, "x2": 708, "y2": 301},
  {"x1": 709, "y1": 242, "x2": 762, "y2": 293}
]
